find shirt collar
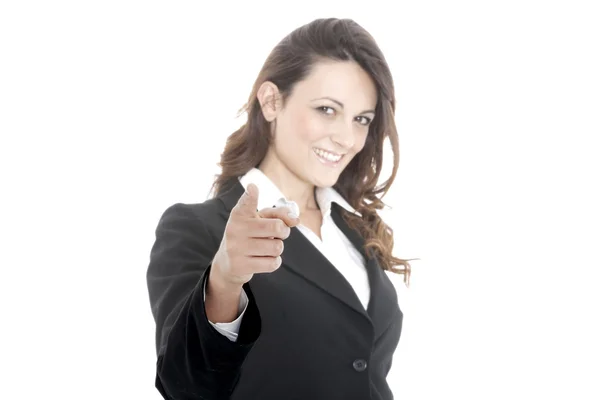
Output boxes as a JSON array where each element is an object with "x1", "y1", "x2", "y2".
[{"x1": 238, "y1": 168, "x2": 361, "y2": 218}]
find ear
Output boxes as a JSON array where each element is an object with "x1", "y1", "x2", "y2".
[{"x1": 257, "y1": 81, "x2": 281, "y2": 122}]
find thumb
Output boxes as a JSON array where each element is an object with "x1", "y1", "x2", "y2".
[{"x1": 234, "y1": 183, "x2": 260, "y2": 216}]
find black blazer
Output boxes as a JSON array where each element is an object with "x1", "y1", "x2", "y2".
[{"x1": 146, "y1": 180, "x2": 403, "y2": 400}]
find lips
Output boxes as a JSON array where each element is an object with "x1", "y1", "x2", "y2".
[{"x1": 313, "y1": 148, "x2": 343, "y2": 162}]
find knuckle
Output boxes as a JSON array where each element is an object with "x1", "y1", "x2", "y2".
[
  {"x1": 259, "y1": 257, "x2": 273, "y2": 271},
  {"x1": 272, "y1": 256, "x2": 282, "y2": 270},
  {"x1": 269, "y1": 219, "x2": 279, "y2": 232},
  {"x1": 257, "y1": 219, "x2": 269, "y2": 231},
  {"x1": 273, "y1": 239, "x2": 284, "y2": 255},
  {"x1": 277, "y1": 220, "x2": 286, "y2": 234}
]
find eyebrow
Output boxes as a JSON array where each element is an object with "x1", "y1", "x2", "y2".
[{"x1": 312, "y1": 97, "x2": 376, "y2": 115}]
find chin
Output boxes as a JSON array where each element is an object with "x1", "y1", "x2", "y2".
[{"x1": 311, "y1": 172, "x2": 341, "y2": 188}]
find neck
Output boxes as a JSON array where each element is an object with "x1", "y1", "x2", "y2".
[{"x1": 258, "y1": 154, "x2": 319, "y2": 212}]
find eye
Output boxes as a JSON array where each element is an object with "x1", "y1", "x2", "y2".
[
  {"x1": 316, "y1": 106, "x2": 335, "y2": 116},
  {"x1": 355, "y1": 116, "x2": 372, "y2": 126}
]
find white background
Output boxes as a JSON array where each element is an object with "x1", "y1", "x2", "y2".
[{"x1": 1, "y1": 1, "x2": 599, "y2": 399}]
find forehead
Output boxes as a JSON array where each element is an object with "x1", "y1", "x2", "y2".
[{"x1": 291, "y1": 60, "x2": 378, "y2": 109}]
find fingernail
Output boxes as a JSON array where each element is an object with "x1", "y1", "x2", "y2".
[{"x1": 287, "y1": 212, "x2": 298, "y2": 219}]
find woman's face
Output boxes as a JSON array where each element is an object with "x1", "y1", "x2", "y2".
[{"x1": 262, "y1": 60, "x2": 378, "y2": 189}]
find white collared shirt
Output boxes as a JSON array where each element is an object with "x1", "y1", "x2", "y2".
[{"x1": 204, "y1": 168, "x2": 370, "y2": 341}]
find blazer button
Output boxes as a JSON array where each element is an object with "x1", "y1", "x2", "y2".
[{"x1": 352, "y1": 359, "x2": 367, "y2": 372}]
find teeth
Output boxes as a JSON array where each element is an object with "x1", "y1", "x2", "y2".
[{"x1": 314, "y1": 148, "x2": 342, "y2": 162}]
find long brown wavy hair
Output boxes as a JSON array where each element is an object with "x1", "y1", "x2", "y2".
[{"x1": 210, "y1": 18, "x2": 416, "y2": 287}]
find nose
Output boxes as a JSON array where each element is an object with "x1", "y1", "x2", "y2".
[{"x1": 331, "y1": 122, "x2": 354, "y2": 150}]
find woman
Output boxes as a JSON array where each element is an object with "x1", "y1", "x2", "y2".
[{"x1": 147, "y1": 17, "x2": 413, "y2": 400}]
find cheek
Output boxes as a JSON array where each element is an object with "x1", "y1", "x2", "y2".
[
  {"x1": 291, "y1": 109, "x2": 325, "y2": 142},
  {"x1": 275, "y1": 110, "x2": 319, "y2": 156}
]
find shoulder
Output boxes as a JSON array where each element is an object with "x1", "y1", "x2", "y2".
[
  {"x1": 159, "y1": 197, "x2": 224, "y2": 221},
  {"x1": 155, "y1": 198, "x2": 229, "y2": 241}
]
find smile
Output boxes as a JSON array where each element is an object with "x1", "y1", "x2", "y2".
[{"x1": 313, "y1": 148, "x2": 344, "y2": 165}]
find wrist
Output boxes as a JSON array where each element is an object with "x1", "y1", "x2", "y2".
[{"x1": 209, "y1": 262, "x2": 243, "y2": 295}]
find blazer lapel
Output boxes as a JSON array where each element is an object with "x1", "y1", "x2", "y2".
[
  {"x1": 280, "y1": 225, "x2": 368, "y2": 317},
  {"x1": 330, "y1": 203, "x2": 400, "y2": 340}
]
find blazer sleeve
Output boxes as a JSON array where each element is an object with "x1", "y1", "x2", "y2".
[{"x1": 146, "y1": 203, "x2": 261, "y2": 399}]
